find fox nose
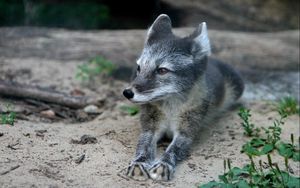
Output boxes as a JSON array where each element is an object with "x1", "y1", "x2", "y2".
[{"x1": 123, "y1": 89, "x2": 134, "y2": 99}]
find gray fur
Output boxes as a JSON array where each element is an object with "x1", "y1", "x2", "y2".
[{"x1": 124, "y1": 14, "x2": 244, "y2": 181}]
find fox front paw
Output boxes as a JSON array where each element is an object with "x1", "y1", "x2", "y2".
[
  {"x1": 126, "y1": 162, "x2": 150, "y2": 180},
  {"x1": 149, "y1": 161, "x2": 174, "y2": 181}
]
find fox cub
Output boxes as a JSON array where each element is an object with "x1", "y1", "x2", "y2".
[{"x1": 123, "y1": 14, "x2": 244, "y2": 181}]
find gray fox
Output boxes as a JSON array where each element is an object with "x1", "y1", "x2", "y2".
[{"x1": 123, "y1": 14, "x2": 244, "y2": 181}]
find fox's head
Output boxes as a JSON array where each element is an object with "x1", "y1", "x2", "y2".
[{"x1": 123, "y1": 14, "x2": 211, "y2": 104}]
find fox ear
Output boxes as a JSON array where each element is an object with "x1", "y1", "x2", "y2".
[
  {"x1": 191, "y1": 22, "x2": 211, "y2": 59},
  {"x1": 146, "y1": 14, "x2": 173, "y2": 44}
]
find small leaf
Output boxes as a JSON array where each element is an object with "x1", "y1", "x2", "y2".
[
  {"x1": 120, "y1": 105, "x2": 139, "y2": 116},
  {"x1": 230, "y1": 167, "x2": 249, "y2": 177},
  {"x1": 292, "y1": 151, "x2": 300, "y2": 161},
  {"x1": 218, "y1": 174, "x2": 229, "y2": 184},
  {"x1": 236, "y1": 180, "x2": 251, "y2": 188},
  {"x1": 242, "y1": 142, "x2": 261, "y2": 156},
  {"x1": 252, "y1": 174, "x2": 262, "y2": 185},
  {"x1": 261, "y1": 144, "x2": 274, "y2": 154},
  {"x1": 199, "y1": 181, "x2": 223, "y2": 188},
  {"x1": 250, "y1": 138, "x2": 266, "y2": 147},
  {"x1": 281, "y1": 171, "x2": 300, "y2": 187},
  {"x1": 276, "y1": 142, "x2": 294, "y2": 158}
]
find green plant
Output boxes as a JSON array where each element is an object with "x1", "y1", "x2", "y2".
[
  {"x1": 1, "y1": 103, "x2": 16, "y2": 125},
  {"x1": 263, "y1": 110, "x2": 287, "y2": 145},
  {"x1": 277, "y1": 96, "x2": 299, "y2": 116},
  {"x1": 201, "y1": 158, "x2": 299, "y2": 188},
  {"x1": 76, "y1": 56, "x2": 116, "y2": 82},
  {"x1": 200, "y1": 100, "x2": 300, "y2": 188},
  {"x1": 120, "y1": 105, "x2": 139, "y2": 116},
  {"x1": 238, "y1": 107, "x2": 260, "y2": 137}
]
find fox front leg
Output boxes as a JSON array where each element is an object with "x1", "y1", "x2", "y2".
[
  {"x1": 149, "y1": 134, "x2": 192, "y2": 181},
  {"x1": 126, "y1": 131, "x2": 156, "y2": 179}
]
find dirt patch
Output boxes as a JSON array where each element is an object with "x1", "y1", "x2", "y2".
[{"x1": 0, "y1": 102, "x2": 299, "y2": 187}]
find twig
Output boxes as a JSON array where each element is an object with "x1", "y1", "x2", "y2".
[
  {"x1": 0, "y1": 165, "x2": 20, "y2": 175},
  {"x1": 116, "y1": 139, "x2": 132, "y2": 149},
  {"x1": 0, "y1": 80, "x2": 96, "y2": 109},
  {"x1": 7, "y1": 142, "x2": 19, "y2": 150},
  {"x1": 74, "y1": 154, "x2": 85, "y2": 164},
  {"x1": 25, "y1": 99, "x2": 50, "y2": 109}
]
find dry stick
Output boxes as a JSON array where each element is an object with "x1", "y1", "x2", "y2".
[
  {"x1": 0, "y1": 80, "x2": 95, "y2": 109},
  {"x1": 74, "y1": 154, "x2": 85, "y2": 164},
  {"x1": 0, "y1": 165, "x2": 20, "y2": 175},
  {"x1": 7, "y1": 142, "x2": 20, "y2": 150}
]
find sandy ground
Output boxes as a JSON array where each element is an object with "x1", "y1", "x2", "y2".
[
  {"x1": 0, "y1": 101, "x2": 299, "y2": 188},
  {"x1": 0, "y1": 27, "x2": 299, "y2": 187}
]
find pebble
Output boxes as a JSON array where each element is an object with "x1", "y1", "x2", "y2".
[
  {"x1": 76, "y1": 110, "x2": 88, "y2": 119},
  {"x1": 40, "y1": 109, "x2": 55, "y2": 118},
  {"x1": 83, "y1": 105, "x2": 100, "y2": 114}
]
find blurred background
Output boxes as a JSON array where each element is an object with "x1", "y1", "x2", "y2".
[
  {"x1": 0, "y1": 1, "x2": 299, "y2": 187},
  {"x1": 0, "y1": 0, "x2": 299, "y2": 31}
]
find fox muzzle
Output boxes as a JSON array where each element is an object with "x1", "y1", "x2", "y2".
[{"x1": 123, "y1": 88, "x2": 134, "y2": 99}]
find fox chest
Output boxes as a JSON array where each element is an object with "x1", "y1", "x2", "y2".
[{"x1": 156, "y1": 105, "x2": 181, "y2": 138}]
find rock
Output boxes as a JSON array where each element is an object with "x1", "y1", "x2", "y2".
[
  {"x1": 74, "y1": 154, "x2": 85, "y2": 164},
  {"x1": 35, "y1": 129, "x2": 47, "y2": 137},
  {"x1": 71, "y1": 135, "x2": 97, "y2": 145},
  {"x1": 83, "y1": 105, "x2": 100, "y2": 114},
  {"x1": 23, "y1": 133, "x2": 30, "y2": 137},
  {"x1": 40, "y1": 110, "x2": 55, "y2": 118},
  {"x1": 76, "y1": 110, "x2": 88, "y2": 120},
  {"x1": 35, "y1": 129, "x2": 47, "y2": 134},
  {"x1": 48, "y1": 142, "x2": 58, "y2": 147}
]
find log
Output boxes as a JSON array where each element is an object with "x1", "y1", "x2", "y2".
[
  {"x1": 0, "y1": 80, "x2": 94, "y2": 109},
  {"x1": 0, "y1": 28, "x2": 298, "y2": 73}
]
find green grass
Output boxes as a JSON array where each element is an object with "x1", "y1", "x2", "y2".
[
  {"x1": 277, "y1": 96, "x2": 299, "y2": 116},
  {"x1": 120, "y1": 105, "x2": 139, "y2": 116},
  {"x1": 76, "y1": 56, "x2": 116, "y2": 82},
  {"x1": 200, "y1": 98, "x2": 300, "y2": 188},
  {"x1": 0, "y1": 103, "x2": 16, "y2": 125}
]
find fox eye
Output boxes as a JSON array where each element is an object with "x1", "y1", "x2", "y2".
[
  {"x1": 137, "y1": 65, "x2": 141, "y2": 72},
  {"x1": 157, "y1": 67, "x2": 169, "y2": 75}
]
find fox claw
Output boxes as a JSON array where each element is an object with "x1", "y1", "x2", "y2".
[
  {"x1": 149, "y1": 161, "x2": 174, "y2": 181},
  {"x1": 126, "y1": 162, "x2": 150, "y2": 180}
]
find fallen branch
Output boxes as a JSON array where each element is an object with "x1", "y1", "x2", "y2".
[{"x1": 0, "y1": 80, "x2": 96, "y2": 109}]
